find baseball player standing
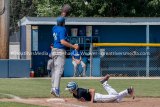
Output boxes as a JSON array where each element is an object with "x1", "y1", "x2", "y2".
[
  {"x1": 47, "y1": 44, "x2": 53, "y2": 77},
  {"x1": 51, "y1": 16, "x2": 79, "y2": 97}
]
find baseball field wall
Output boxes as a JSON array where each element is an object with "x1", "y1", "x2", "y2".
[{"x1": 0, "y1": 59, "x2": 30, "y2": 78}]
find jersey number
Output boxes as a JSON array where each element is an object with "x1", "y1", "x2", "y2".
[{"x1": 53, "y1": 33, "x2": 57, "y2": 41}]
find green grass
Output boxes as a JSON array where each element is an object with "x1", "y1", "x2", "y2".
[
  {"x1": 0, "y1": 78, "x2": 160, "y2": 98},
  {"x1": 0, "y1": 102, "x2": 47, "y2": 107}
]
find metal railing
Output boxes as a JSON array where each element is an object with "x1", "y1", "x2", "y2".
[{"x1": 92, "y1": 43, "x2": 160, "y2": 77}]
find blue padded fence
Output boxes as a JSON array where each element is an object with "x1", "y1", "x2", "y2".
[{"x1": 0, "y1": 60, "x2": 30, "y2": 78}]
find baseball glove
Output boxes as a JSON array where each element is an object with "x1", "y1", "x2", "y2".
[{"x1": 61, "y1": 4, "x2": 72, "y2": 17}]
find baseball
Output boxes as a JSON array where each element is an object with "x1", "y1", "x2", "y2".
[{"x1": 84, "y1": 1, "x2": 88, "y2": 5}]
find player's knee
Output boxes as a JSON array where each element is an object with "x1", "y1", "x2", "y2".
[
  {"x1": 82, "y1": 65, "x2": 86, "y2": 68},
  {"x1": 74, "y1": 64, "x2": 78, "y2": 67}
]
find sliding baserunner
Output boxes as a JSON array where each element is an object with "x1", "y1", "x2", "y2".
[{"x1": 65, "y1": 74, "x2": 135, "y2": 103}]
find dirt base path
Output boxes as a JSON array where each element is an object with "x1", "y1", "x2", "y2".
[{"x1": 0, "y1": 98, "x2": 160, "y2": 107}]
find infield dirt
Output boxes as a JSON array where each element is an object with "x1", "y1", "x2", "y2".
[{"x1": 0, "y1": 97, "x2": 160, "y2": 107}]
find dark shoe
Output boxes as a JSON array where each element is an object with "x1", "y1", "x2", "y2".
[
  {"x1": 51, "y1": 88, "x2": 60, "y2": 97},
  {"x1": 100, "y1": 74, "x2": 110, "y2": 84},
  {"x1": 128, "y1": 86, "x2": 135, "y2": 99}
]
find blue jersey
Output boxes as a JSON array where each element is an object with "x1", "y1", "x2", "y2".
[
  {"x1": 52, "y1": 26, "x2": 67, "y2": 50},
  {"x1": 71, "y1": 50, "x2": 81, "y2": 60}
]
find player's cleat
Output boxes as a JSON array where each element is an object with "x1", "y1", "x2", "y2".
[
  {"x1": 51, "y1": 88, "x2": 60, "y2": 97},
  {"x1": 128, "y1": 86, "x2": 135, "y2": 99},
  {"x1": 100, "y1": 74, "x2": 110, "y2": 84}
]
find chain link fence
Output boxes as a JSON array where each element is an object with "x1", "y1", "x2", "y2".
[{"x1": 94, "y1": 47, "x2": 160, "y2": 77}]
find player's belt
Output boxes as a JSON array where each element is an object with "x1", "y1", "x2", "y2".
[{"x1": 52, "y1": 48, "x2": 66, "y2": 55}]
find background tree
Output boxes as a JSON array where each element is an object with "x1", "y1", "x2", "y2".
[
  {"x1": 10, "y1": 0, "x2": 160, "y2": 32},
  {"x1": 10, "y1": 0, "x2": 21, "y2": 32},
  {"x1": 10, "y1": 0, "x2": 37, "y2": 32}
]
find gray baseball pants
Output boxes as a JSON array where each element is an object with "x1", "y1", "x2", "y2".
[{"x1": 51, "y1": 48, "x2": 66, "y2": 90}]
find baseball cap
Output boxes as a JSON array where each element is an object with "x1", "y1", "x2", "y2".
[{"x1": 57, "y1": 16, "x2": 65, "y2": 23}]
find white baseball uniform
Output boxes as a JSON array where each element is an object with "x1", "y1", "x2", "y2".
[{"x1": 94, "y1": 81, "x2": 129, "y2": 103}]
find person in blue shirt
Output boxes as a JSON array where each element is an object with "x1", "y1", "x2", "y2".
[
  {"x1": 71, "y1": 44, "x2": 86, "y2": 77},
  {"x1": 50, "y1": 16, "x2": 79, "y2": 97},
  {"x1": 47, "y1": 44, "x2": 53, "y2": 77}
]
